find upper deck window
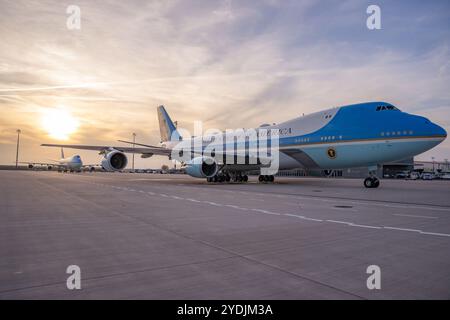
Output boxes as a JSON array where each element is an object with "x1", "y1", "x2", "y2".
[{"x1": 376, "y1": 105, "x2": 399, "y2": 111}]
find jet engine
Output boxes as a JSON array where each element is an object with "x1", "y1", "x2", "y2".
[
  {"x1": 185, "y1": 156, "x2": 218, "y2": 178},
  {"x1": 101, "y1": 150, "x2": 128, "y2": 172}
]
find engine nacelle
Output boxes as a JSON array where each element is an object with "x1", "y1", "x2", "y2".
[
  {"x1": 28, "y1": 164, "x2": 34, "y2": 169},
  {"x1": 101, "y1": 150, "x2": 128, "y2": 172},
  {"x1": 47, "y1": 165, "x2": 53, "y2": 170},
  {"x1": 185, "y1": 156, "x2": 218, "y2": 178}
]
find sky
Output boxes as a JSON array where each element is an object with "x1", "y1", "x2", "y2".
[{"x1": 0, "y1": 0, "x2": 449, "y2": 168}]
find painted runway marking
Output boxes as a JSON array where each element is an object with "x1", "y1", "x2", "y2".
[
  {"x1": 251, "y1": 208, "x2": 280, "y2": 215},
  {"x1": 420, "y1": 231, "x2": 450, "y2": 237},
  {"x1": 203, "y1": 201, "x2": 223, "y2": 207},
  {"x1": 86, "y1": 182, "x2": 450, "y2": 239},
  {"x1": 349, "y1": 223, "x2": 381, "y2": 229},
  {"x1": 383, "y1": 226, "x2": 422, "y2": 233},
  {"x1": 284, "y1": 214, "x2": 323, "y2": 222},
  {"x1": 326, "y1": 220, "x2": 351, "y2": 225},
  {"x1": 393, "y1": 214, "x2": 438, "y2": 219}
]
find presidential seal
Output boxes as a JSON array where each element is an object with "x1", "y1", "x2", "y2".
[{"x1": 327, "y1": 147, "x2": 337, "y2": 159}]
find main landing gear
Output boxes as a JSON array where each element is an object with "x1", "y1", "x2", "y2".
[
  {"x1": 258, "y1": 175, "x2": 275, "y2": 183},
  {"x1": 206, "y1": 173, "x2": 248, "y2": 183}
]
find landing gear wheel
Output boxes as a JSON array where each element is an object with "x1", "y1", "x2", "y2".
[
  {"x1": 372, "y1": 177, "x2": 380, "y2": 188},
  {"x1": 269, "y1": 175, "x2": 274, "y2": 182},
  {"x1": 207, "y1": 177, "x2": 212, "y2": 183},
  {"x1": 243, "y1": 175, "x2": 248, "y2": 182},
  {"x1": 258, "y1": 175, "x2": 264, "y2": 182},
  {"x1": 364, "y1": 177, "x2": 380, "y2": 188},
  {"x1": 364, "y1": 177, "x2": 373, "y2": 188}
]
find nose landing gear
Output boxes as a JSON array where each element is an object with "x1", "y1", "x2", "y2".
[
  {"x1": 364, "y1": 166, "x2": 380, "y2": 188},
  {"x1": 364, "y1": 176, "x2": 380, "y2": 188}
]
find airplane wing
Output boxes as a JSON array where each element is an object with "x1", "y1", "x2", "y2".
[
  {"x1": 117, "y1": 140, "x2": 273, "y2": 166},
  {"x1": 41, "y1": 143, "x2": 171, "y2": 156}
]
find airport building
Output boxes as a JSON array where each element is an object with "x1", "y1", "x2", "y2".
[
  {"x1": 414, "y1": 160, "x2": 450, "y2": 172},
  {"x1": 275, "y1": 157, "x2": 450, "y2": 178}
]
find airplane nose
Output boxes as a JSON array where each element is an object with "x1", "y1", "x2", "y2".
[{"x1": 433, "y1": 123, "x2": 447, "y2": 138}]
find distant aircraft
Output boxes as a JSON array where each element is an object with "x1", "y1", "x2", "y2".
[
  {"x1": 23, "y1": 148, "x2": 97, "y2": 172},
  {"x1": 41, "y1": 102, "x2": 447, "y2": 188}
]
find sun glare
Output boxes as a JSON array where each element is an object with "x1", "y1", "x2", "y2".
[{"x1": 41, "y1": 108, "x2": 79, "y2": 140}]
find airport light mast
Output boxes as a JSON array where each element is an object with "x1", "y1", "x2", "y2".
[
  {"x1": 15, "y1": 129, "x2": 21, "y2": 169},
  {"x1": 173, "y1": 121, "x2": 178, "y2": 170},
  {"x1": 132, "y1": 132, "x2": 136, "y2": 171}
]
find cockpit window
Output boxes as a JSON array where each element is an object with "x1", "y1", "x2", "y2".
[{"x1": 376, "y1": 105, "x2": 399, "y2": 111}]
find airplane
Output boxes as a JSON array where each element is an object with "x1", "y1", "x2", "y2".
[
  {"x1": 23, "y1": 148, "x2": 98, "y2": 172},
  {"x1": 41, "y1": 102, "x2": 447, "y2": 188}
]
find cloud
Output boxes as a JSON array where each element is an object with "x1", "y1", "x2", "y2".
[{"x1": 0, "y1": 0, "x2": 449, "y2": 166}]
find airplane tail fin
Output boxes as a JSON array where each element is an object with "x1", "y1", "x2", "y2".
[
  {"x1": 157, "y1": 105, "x2": 182, "y2": 142},
  {"x1": 60, "y1": 147, "x2": 65, "y2": 159}
]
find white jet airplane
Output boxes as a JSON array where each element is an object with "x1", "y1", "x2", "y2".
[
  {"x1": 23, "y1": 148, "x2": 97, "y2": 172},
  {"x1": 42, "y1": 102, "x2": 447, "y2": 188}
]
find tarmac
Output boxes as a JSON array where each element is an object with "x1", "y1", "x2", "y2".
[{"x1": 1, "y1": 170, "x2": 449, "y2": 299}]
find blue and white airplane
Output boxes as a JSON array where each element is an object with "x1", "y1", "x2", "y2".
[{"x1": 42, "y1": 102, "x2": 446, "y2": 188}]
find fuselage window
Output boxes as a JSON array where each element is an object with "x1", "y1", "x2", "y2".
[{"x1": 376, "y1": 105, "x2": 399, "y2": 111}]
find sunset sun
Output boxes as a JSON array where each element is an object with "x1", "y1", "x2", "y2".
[{"x1": 41, "y1": 108, "x2": 79, "y2": 140}]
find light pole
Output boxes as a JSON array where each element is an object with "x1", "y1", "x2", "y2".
[
  {"x1": 173, "y1": 121, "x2": 178, "y2": 170},
  {"x1": 132, "y1": 132, "x2": 136, "y2": 171},
  {"x1": 445, "y1": 159, "x2": 449, "y2": 171},
  {"x1": 15, "y1": 129, "x2": 21, "y2": 169},
  {"x1": 431, "y1": 156, "x2": 435, "y2": 172}
]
